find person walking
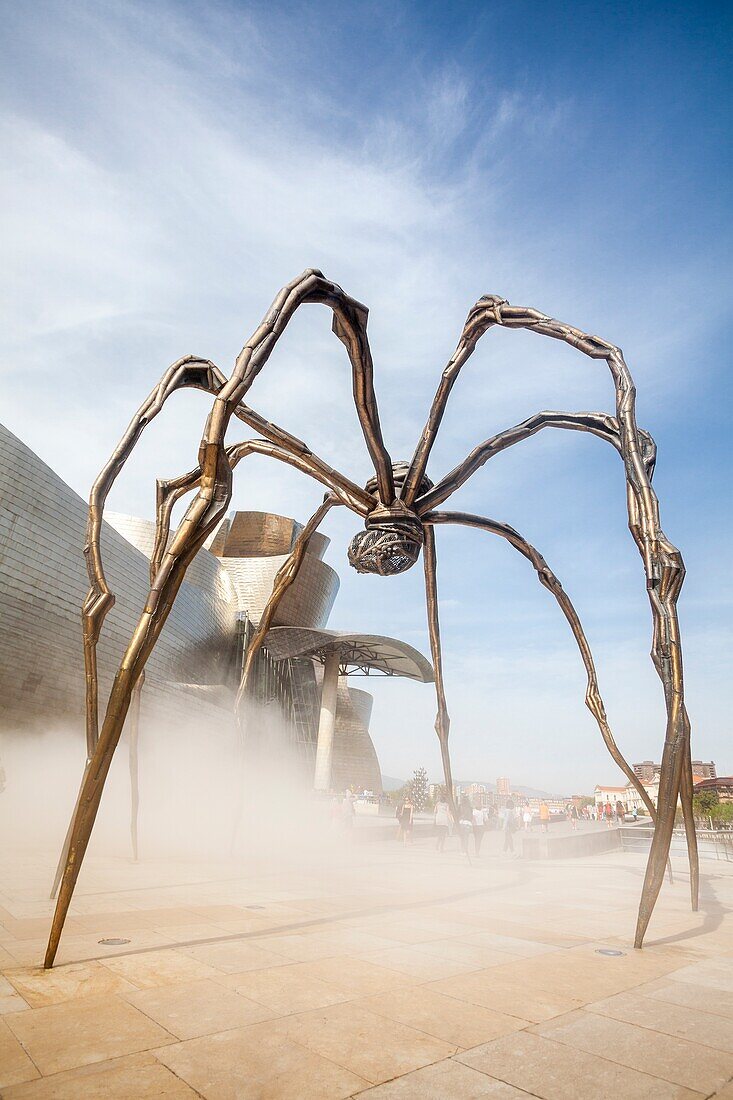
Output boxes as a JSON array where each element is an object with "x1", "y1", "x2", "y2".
[
  {"x1": 397, "y1": 796, "x2": 414, "y2": 845},
  {"x1": 341, "y1": 789, "x2": 355, "y2": 836},
  {"x1": 472, "y1": 802, "x2": 486, "y2": 856},
  {"x1": 522, "y1": 805, "x2": 533, "y2": 831},
  {"x1": 566, "y1": 802, "x2": 578, "y2": 831},
  {"x1": 434, "y1": 790, "x2": 452, "y2": 852},
  {"x1": 616, "y1": 799, "x2": 625, "y2": 825},
  {"x1": 503, "y1": 797, "x2": 517, "y2": 854},
  {"x1": 458, "y1": 795, "x2": 473, "y2": 855},
  {"x1": 539, "y1": 800, "x2": 550, "y2": 834},
  {"x1": 604, "y1": 800, "x2": 614, "y2": 828}
]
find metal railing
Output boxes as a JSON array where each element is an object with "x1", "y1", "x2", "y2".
[{"x1": 619, "y1": 824, "x2": 733, "y2": 862}]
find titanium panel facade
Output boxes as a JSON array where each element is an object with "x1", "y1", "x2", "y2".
[{"x1": 0, "y1": 425, "x2": 390, "y2": 795}]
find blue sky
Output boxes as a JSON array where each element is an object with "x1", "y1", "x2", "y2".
[{"x1": 2, "y1": 0, "x2": 731, "y2": 791}]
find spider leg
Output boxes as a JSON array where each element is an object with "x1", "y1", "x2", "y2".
[
  {"x1": 128, "y1": 672, "x2": 144, "y2": 862},
  {"x1": 82, "y1": 356, "x2": 225, "y2": 760},
  {"x1": 152, "y1": 441, "x2": 370, "y2": 580},
  {"x1": 405, "y1": 296, "x2": 691, "y2": 946},
  {"x1": 424, "y1": 510, "x2": 663, "y2": 821},
  {"x1": 234, "y1": 494, "x2": 340, "y2": 721},
  {"x1": 45, "y1": 450, "x2": 234, "y2": 967},
  {"x1": 422, "y1": 527, "x2": 458, "y2": 825},
  {"x1": 415, "y1": 411, "x2": 656, "y2": 514},
  {"x1": 83, "y1": 307, "x2": 380, "y2": 755},
  {"x1": 230, "y1": 495, "x2": 339, "y2": 846},
  {"x1": 48, "y1": 271, "x2": 389, "y2": 966},
  {"x1": 418, "y1": 410, "x2": 695, "y2": 903},
  {"x1": 228, "y1": 269, "x2": 394, "y2": 504}
]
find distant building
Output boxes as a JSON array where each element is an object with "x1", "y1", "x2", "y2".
[
  {"x1": 624, "y1": 779, "x2": 658, "y2": 814},
  {"x1": 465, "y1": 783, "x2": 488, "y2": 798},
  {"x1": 693, "y1": 777, "x2": 733, "y2": 804},
  {"x1": 634, "y1": 759, "x2": 716, "y2": 782},
  {"x1": 594, "y1": 784, "x2": 628, "y2": 812},
  {"x1": 495, "y1": 777, "x2": 512, "y2": 806}
]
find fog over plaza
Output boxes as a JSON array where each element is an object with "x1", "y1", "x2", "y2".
[{"x1": 2, "y1": 1, "x2": 731, "y2": 793}]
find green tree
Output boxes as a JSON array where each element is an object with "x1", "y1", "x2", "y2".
[
  {"x1": 410, "y1": 767, "x2": 429, "y2": 812},
  {"x1": 693, "y1": 789, "x2": 719, "y2": 819},
  {"x1": 711, "y1": 803, "x2": 733, "y2": 826}
]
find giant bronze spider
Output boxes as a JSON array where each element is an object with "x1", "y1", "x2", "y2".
[{"x1": 45, "y1": 269, "x2": 696, "y2": 967}]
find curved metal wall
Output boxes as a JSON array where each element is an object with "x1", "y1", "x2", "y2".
[
  {"x1": 0, "y1": 425, "x2": 237, "y2": 733},
  {"x1": 331, "y1": 680, "x2": 382, "y2": 794}
]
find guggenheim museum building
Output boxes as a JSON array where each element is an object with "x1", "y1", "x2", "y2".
[{"x1": 0, "y1": 423, "x2": 433, "y2": 798}]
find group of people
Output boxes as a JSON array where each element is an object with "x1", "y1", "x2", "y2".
[
  {"x1": 395, "y1": 790, "x2": 637, "y2": 852},
  {"x1": 590, "y1": 799, "x2": 633, "y2": 826},
  {"x1": 329, "y1": 789, "x2": 356, "y2": 831},
  {"x1": 397, "y1": 791, "x2": 552, "y2": 856}
]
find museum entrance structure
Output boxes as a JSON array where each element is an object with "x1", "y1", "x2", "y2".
[
  {"x1": 263, "y1": 627, "x2": 433, "y2": 793},
  {"x1": 45, "y1": 270, "x2": 696, "y2": 966}
]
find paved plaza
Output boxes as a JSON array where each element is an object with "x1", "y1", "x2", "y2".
[{"x1": 1, "y1": 829, "x2": 732, "y2": 1098}]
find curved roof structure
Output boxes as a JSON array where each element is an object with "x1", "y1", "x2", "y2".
[{"x1": 263, "y1": 626, "x2": 435, "y2": 683}]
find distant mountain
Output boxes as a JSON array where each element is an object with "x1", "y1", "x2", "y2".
[{"x1": 380, "y1": 775, "x2": 406, "y2": 791}]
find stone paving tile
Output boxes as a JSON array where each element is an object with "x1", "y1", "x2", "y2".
[
  {"x1": 176, "y1": 938, "x2": 293, "y2": 973},
  {"x1": 0, "y1": 1016, "x2": 40, "y2": 1090},
  {"x1": 587, "y1": 988, "x2": 733, "y2": 1052},
  {"x1": 354, "y1": 921, "x2": 455, "y2": 945},
  {"x1": 352, "y1": 1056, "x2": 532, "y2": 1097},
  {"x1": 667, "y1": 957, "x2": 733, "y2": 992},
  {"x1": 1, "y1": 1051, "x2": 199, "y2": 1097},
  {"x1": 5, "y1": 960, "x2": 138, "y2": 1007},
  {"x1": 151, "y1": 921, "x2": 233, "y2": 944},
  {"x1": 454, "y1": 930, "x2": 558, "y2": 957},
  {"x1": 357, "y1": 986, "x2": 529, "y2": 1049},
  {"x1": 99, "y1": 947, "x2": 221, "y2": 988},
  {"x1": 292, "y1": 956, "x2": 413, "y2": 996},
  {"x1": 533, "y1": 1009, "x2": 733, "y2": 1093},
  {"x1": 712, "y1": 1081, "x2": 733, "y2": 1098},
  {"x1": 124, "y1": 977, "x2": 277, "y2": 1039},
  {"x1": 426, "y1": 967, "x2": 585, "y2": 1022},
  {"x1": 472, "y1": 948, "x2": 667, "y2": 1003},
  {"x1": 356, "y1": 944, "x2": 483, "y2": 981},
  {"x1": 4, "y1": 931, "x2": 172, "y2": 968},
  {"x1": 275, "y1": 1001, "x2": 456, "y2": 1084},
  {"x1": 154, "y1": 1021, "x2": 368, "y2": 1098},
  {"x1": 642, "y1": 976, "x2": 733, "y2": 1019},
  {"x1": 0, "y1": 973, "x2": 30, "y2": 1014},
  {"x1": 457, "y1": 1029, "x2": 702, "y2": 1099},
  {"x1": 4, "y1": 994, "x2": 175, "y2": 1076},
  {"x1": 220, "y1": 963, "x2": 355, "y2": 1013},
  {"x1": 412, "y1": 938, "x2": 522, "y2": 969},
  {"x1": 462, "y1": 920, "x2": 588, "y2": 948},
  {"x1": 248, "y1": 932, "x2": 344, "y2": 961}
]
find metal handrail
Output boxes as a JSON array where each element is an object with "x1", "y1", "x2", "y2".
[{"x1": 618, "y1": 823, "x2": 733, "y2": 862}]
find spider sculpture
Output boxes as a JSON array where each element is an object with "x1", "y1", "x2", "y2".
[{"x1": 45, "y1": 270, "x2": 697, "y2": 968}]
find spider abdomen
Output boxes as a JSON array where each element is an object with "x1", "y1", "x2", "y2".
[{"x1": 348, "y1": 523, "x2": 423, "y2": 576}]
